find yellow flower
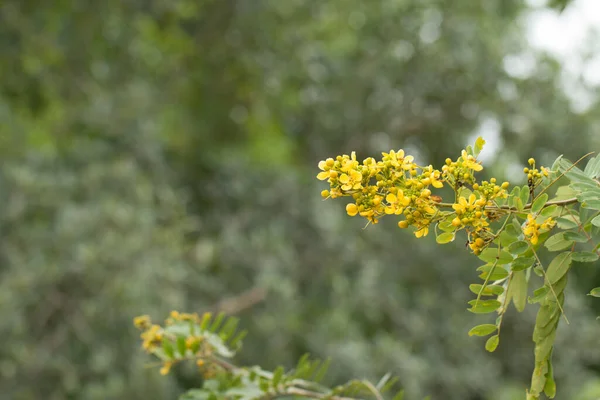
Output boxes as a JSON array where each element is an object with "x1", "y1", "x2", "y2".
[
  {"x1": 414, "y1": 226, "x2": 429, "y2": 238},
  {"x1": 523, "y1": 215, "x2": 555, "y2": 245},
  {"x1": 346, "y1": 203, "x2": 359, "y2": 216},
  {"x1": 134, "y1": 315, "x2": 151, "y2": 329},
  {"x1": 385, "y1": 191, "x2": 410, "y2": 214},
  {"x1": 460, "y1": 150, "x2": 483, "y2": 172},
  {"x1": 339, "y1": 169, "x2": 363, "y2": 191},
  {"x1": 316, "y1": 160, "x2": 331, "y2": 180},
  {"x1": 160, "y1": 361, "x2": 173, "y2": 376}
]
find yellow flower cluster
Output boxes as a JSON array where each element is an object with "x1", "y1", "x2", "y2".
[
  {"x1": 317, "y1": 141, "x2": 505, "y2": 240},
  {"x1": 317, "y1": 149, "x2": 444, "y2": 235},
  {"x1": 134, "y1": 312, "x2": 214, "y2": 376},
  {"x1": 522, "y1": 214, "x2": 556, "y2": 245},
  {"x1": 442, "y1": 150, "x2": 483, "y2": 186},
  {"x1": 523, "y1": 158, "x2": 549, "y2": 186}
]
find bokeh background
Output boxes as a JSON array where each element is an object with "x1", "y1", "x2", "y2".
[{"x1": 1, "y1": 0, "x2": 599, "y2": 399}]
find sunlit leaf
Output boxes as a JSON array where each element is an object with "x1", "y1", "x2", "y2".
[
  {"x1": 468, "y1": 324, "x2": 497, "y2": 337},
  {"x1": 436, "y1": 232, "x2": 455, "y2": 244},
  {"x1": 485, "y1": 335, "x2": 500, "y2": 352}
]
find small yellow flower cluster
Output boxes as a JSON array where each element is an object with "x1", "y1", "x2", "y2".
[
  {"x1": 472, "y1": 178, "x2": 510, "y2": 201},
  {"x1": 442, "y1": 150, "x2": 483, "y2": 186},
  {"x1": 451, "y1": 194, "x2": 489, "y2": 229},
  {"x1": 523, "y1": 158, "x2": 549, "y2": 186},
  {"x1": 166, "y1": 310, "x2": 201, "y2": 325},
  {"x1": 317, "y1": 149, "x2": 444, "y2": 235},
  {"x1": 522, "y1": 214, "x2": 556, "y2": 245},
  {"x1": 134, "y1": 312, "x2": 214, "y2": 376}
]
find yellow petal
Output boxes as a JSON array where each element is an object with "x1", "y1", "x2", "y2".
[
  {"x1": 317, "y1": 172, "x2": 329, "y2": 180},
  {"x1": 386, "y1": 193, "x2": 397, "y2": 203},
  {"x1": 339, "y1": 174, "x2": 350, "y2": 183}
]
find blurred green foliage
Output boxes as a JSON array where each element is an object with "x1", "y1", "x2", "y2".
[{"x1": 0, "y1": 0, "x2": 598, "y2": 399}]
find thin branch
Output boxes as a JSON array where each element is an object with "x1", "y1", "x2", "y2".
[{"x1": 437, "y1": 197, "x2": 579, "y2": 210}]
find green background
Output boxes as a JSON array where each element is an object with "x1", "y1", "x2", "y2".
[{"x1": 0, "y1": 0, "x2": 599, "y2": 399}]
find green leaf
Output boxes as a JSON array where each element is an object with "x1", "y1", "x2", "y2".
[
  {"x1": 162, "y1": 338, "x2": 175, "y2": 358},
  {"x1": 468, "y1": 324, "x2": 497, "y2": 337},
  {"x1": 177, "y1": 336, "x2": 187, "y2": 357},
  {"x1": 563, "y1": 231, "x2": 588, "y2": 242},
  {"x1": 485, "y1": 335, "x2": 500, "y2": 352},
  {"x1": 551, "y1": 184, "x2": 578, "y2": 201},
  {"x1": 588, "y1": 287, "x2": 600, "y2": 297},
  {"x1": 544, "y1": 232, "x2": 574, "y2": 251},
  {"x1": 468, "y1": 299, "x2": 501, "y2": 314},
  {"x1": 571, "y1": 251, "x2": 599, "y2": 263},
  {"x1": 591, "y1": 214, "x2": 600, "y2": 228},
  {"x1": 272, "y1": 366, "x2": 284, "y2": 387},
  {"x1": 557, "y1": 215, "x2": 580, "y2": 229},
  {"x1": 581, "y1": 199, "x2": 600, "y2": 210},
  {"x1": 520, "y1": 185, "x2": 531, "y2": 208},
  {"x1": 531, "y1": 193, "x2": 549, "y2": 214},
  {"x1": 210, "y1": 312, "x2": 226, "y2": 332},
  {"x1": 528, "y1": 286, "x2": 549, "y2": 304},
  {"x1": 545, "y1": 252, "x2": 572, "y2": 285},
  {"x1": 478, "y1": 248, "x2": 513, "y2": 264},
  {"x1": 508, "y1": 186, "x2": 520, "y2": 208},
  {"x1": 477, "y1": 264, "x2": 509, "y2": 280},
  {"x1": 510, "y1": 270, "x2": 528, "y2": 312},
  {"x1": 469, "y1": 284, "x2": 504, "y2": 296},
  {"x1": 474, "y1": 136, "x2": 485, "y2": 156},
  {"x1": 505, "y1": 220, "x2": 521, "y2": 237},
  {"x1": 508, "y1": 240, "x2": 529, "y2": 255},
  {"x1": 200, "y1": 313, "x2": 212, "y2": 330},
  {"x1": 544, "y1": 359, "x2": 556, "y2": 399},
  {"x1": 511, "y1": 256, "x2": 535, "y2": 271},
  {"x1": 534, "y1": 330, "x2": 557, "y2": 363},
  {"x1": 584, "y1": 155, "x2": 600, "y2": 178},
  {"x1": 436, "y1": 232, "x2": 455, "y2": 244},
  {"x1": 540, "y1": 205, "x2": 559, "y2": 218}
]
